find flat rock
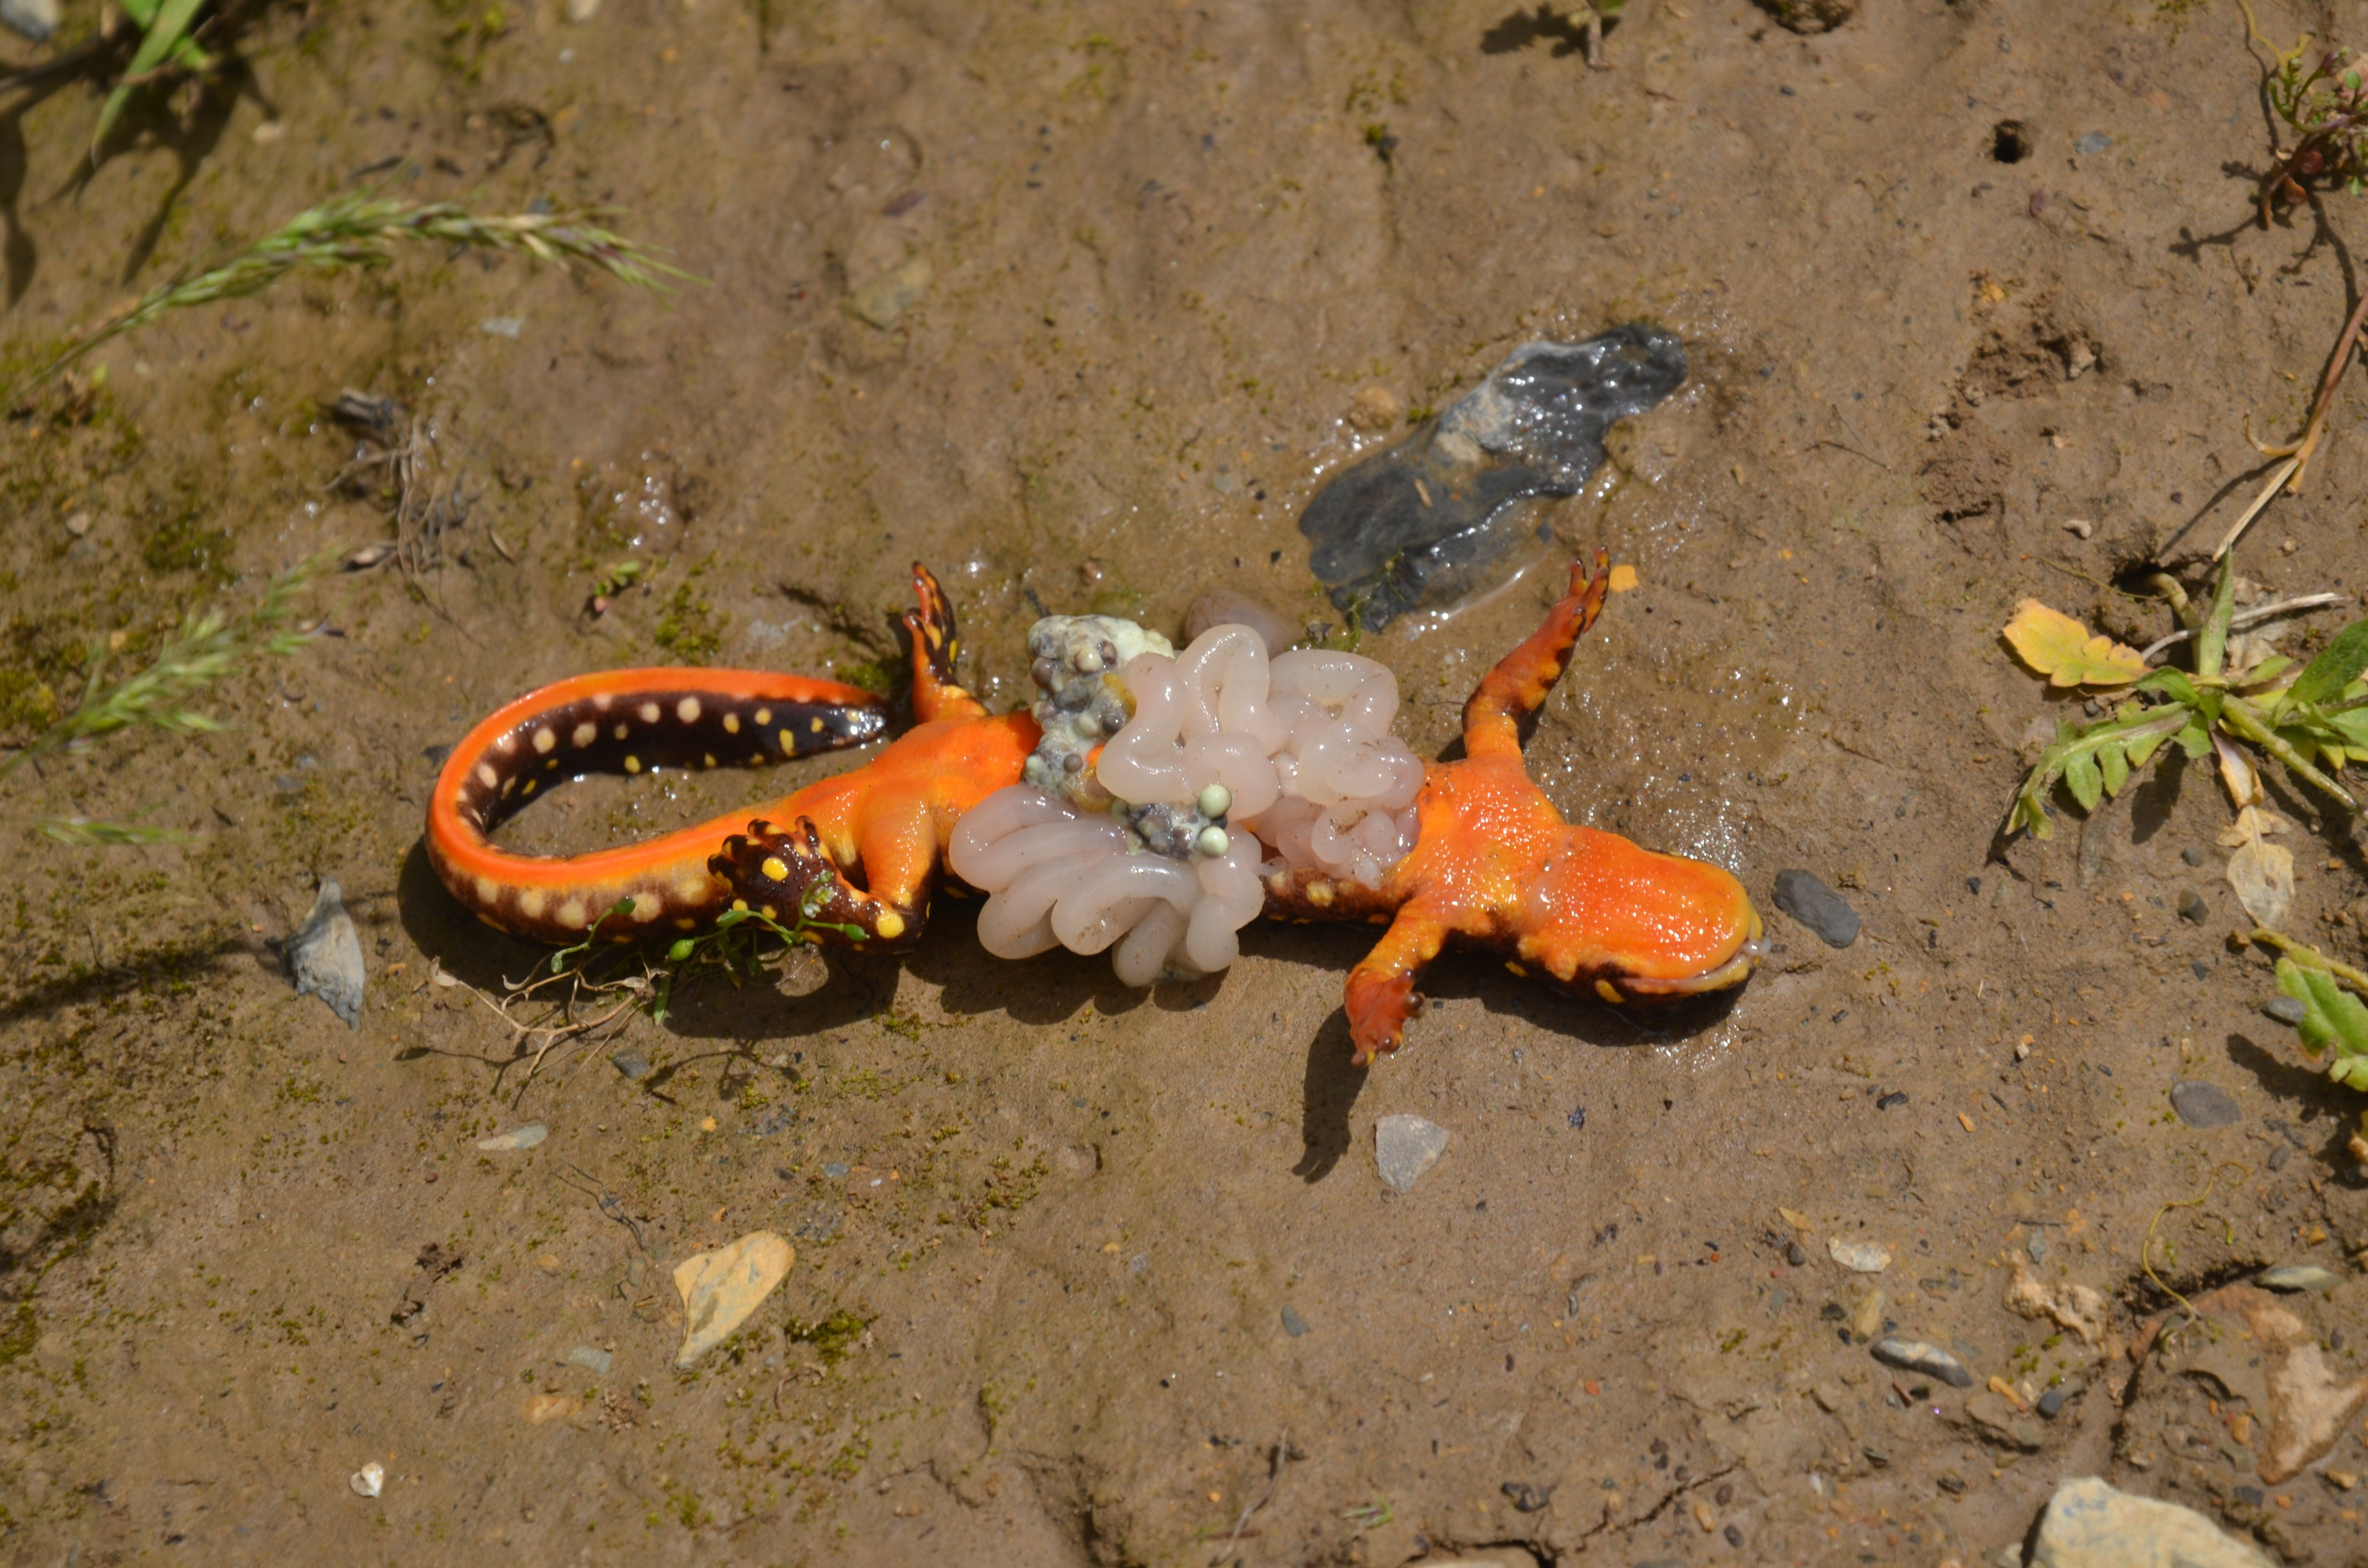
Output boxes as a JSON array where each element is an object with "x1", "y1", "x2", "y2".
[
  {"x1": 1299, "y1": 325, "x2": 1686, "y2": 630},
  {"x1": 476, "y1": 1123, "x2": 547, "y2": 1152},
  {"x1": 673, "y1": 1231, "x2": 795, "y2": 1365},
  {"x1": 2030, "y1": 1476, "x2": 2273, "y2": 1568},
  {"x1": 1772, "y1": 870, "x2": 1860, "y2": 948},
  {"x1": 1375, "y1": 1114, "x2": 1450, "y2": 1193},
  {"x1": 2170, "y1": 1081, "x2": 2243, "y2": 1128},
  {"x1": 2256, "y1": 1265, "x2": 2340, "y2": 1293},
  {"x1": 1828, "y1": 1237, "x2": 1892, "y2": 1274},
  {"x1": 285, "y1": 877, "x2": 366, "y2": 1029},
  {"x1": 0, "y1": 0, "x2": 58, "y2": 40},
  {"x1": 1958, "y1": 1390, "x2": 2046, "y2": 1452},
  {"x1": 1871, "y1": 1336, "x2": 1973, "y2": 1388}
]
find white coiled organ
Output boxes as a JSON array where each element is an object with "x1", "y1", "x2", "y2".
[{"x1": 953, "y1": 623, "x2": 1425, "y2": 985}]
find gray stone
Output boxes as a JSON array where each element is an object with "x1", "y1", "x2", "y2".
[
  {"x1": 2170, "y1": 1081, "x2": 2243, "y2": 1128},
  {"x1": 2256, "y1": 1265, "x2": 2341, "y2": 1293},
  {"x1": 610, "y1": 1048, "x2": 651, "y2": 1080},
  {"x1": 2026, "y1": 1230, "x2": 2049, "y2": 1263},
  {"x1": 0, "y1": 0, "x2": 58, "y2": 41},
  {"x1": 2264, "y1": 995, "x2": 2309, "y2": 1026},
  {"x1": 1299, "y1": 325, "x2": 1686, "y2": 630},
  {"x1": 2029, "y1": 1476, "x2": 2273, "y2": 1568},
  {"x1": 476, "y1": 1123, "x2": 547, "y2": 1152},
  {"x1": 1958, "y1": 1390, "x2": 2046, "y2": 1452},
  {"x1": 285, "y1": 877, "x2": 365, "y2": 1029},
  {"x1": 1871, "y1": 1336, "x2": 1973, "y2": 1388},
  {"x1": 566, "y1": 1344, "x2": 613, "y2": 1374},
  {"x1": 2036, "y1": 1384, "x2": 2071, "y2": 1419},
  {"x1": 1772, "y1": 870, "x2": 1860, "y2": 948},
  {"x1": 1280, "y1": 1304, "x2": 1310, "y2": 1337},
  {"x1": 2073, "y1": 132, "x2": 2112, "y2": 156},
  {"x1": 2178, "y1": 889, "x2": 2208, "y2": 923},
  {"x1": 1374, "y1": 1114, "x2": 1450, "y2": 1193}
]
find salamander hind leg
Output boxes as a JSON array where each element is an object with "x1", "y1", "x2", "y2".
[
  {"x1": 1344, "y1": 905, "x2": 1451, "y2": 1065},
  {"x1": 904, "y1": 562, "x2": 989, "y2": 724},
  {"x1": 1459, "y1": 549, "x2": 1610, "y2": 760},
  {"x1": 710, "y1": 818, "x2": 926, "y2": 954}
]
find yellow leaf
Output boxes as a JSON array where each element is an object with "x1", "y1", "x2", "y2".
[
  {"x1": 2001, "y1": 599, "x2": 2146, "y2": 687},
  {"x1": 1776, "y1": 1206, "x2": 1813, "y2": 1231}
]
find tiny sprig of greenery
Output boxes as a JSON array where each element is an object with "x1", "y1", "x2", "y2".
[
  {"x1": 2007, "y1": 552, "x2": 2368, "y2": 837},
  {"x1": 544, "y1": 870, "x2": 863, "y2": 1025},
  {"x1": 14, "y1": 194, "x2": 694, "y2": 400},
  {"x1": 1, "y1": 560, "x2": 319, "y2": 843},
  {"x1": 2257, "y1": 26, "x2": 2368, "y2": 220},
  {"x1": 95, "y1": 0, "x2": 211, "y2": 155},
  {"x1": 2254, "y1": 932, "x2": 2368, "y2": 1090}
]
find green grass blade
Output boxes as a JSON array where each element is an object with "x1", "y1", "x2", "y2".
[
  {"x1": 2290, "y1": 618, "x2": 2368, "y2": 707},
  {"x1": 93, "y1": 0, "x2": 207, "y2": 154},
  {"x1": 2196, "y1": 552, "x2": 2238, "y2": 679}
]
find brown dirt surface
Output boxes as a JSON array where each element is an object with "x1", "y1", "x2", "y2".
[{"x1": 2, "y1": 0, "x2": 2367, "y2": 1563}]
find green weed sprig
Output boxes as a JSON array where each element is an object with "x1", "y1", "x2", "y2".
[
  {"x1": 14, "y1": 195, "x2": 692, "y2": 400},
  {"x1": 1, "y1": 560, "x2": 320, "y2": 843},
  {"x1": 2007, "y1": 551, "x2": 2368, "y2": 837}
]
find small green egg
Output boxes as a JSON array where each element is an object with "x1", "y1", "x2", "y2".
[
  {"x1": 1197, "y1": 783, "x2": 1233, "y2": 819},
  {"x1": 1196, "y1": 826, "x2": 1229, "y2": 858}
]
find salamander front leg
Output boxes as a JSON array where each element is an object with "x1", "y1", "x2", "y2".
[{"x1": 710, "y1": 819, "x2": 926, "y2": 954}]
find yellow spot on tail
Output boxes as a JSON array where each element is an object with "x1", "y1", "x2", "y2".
[
  {"x1": 501, "y1": 776, "x2": 518, "y2": 797},
  {"x1": 630, "y1": 893, "x2": 661, "y2": 922},
  {"x1": 675, "y1": 917, "x2": 697, "y2": 930},
  {"x1": 779, "y1": 730, "x2": 795, "y2": 751},
  {"x1": 613, "y1": 723, "x2": 629, "y2": 740},
  {"x1": 677, "y1": 697, "x2": 702, "y2": 723},
  {"x1": 754, "y1": 708, "x2": 773, "y2": 726},
  {"x1": 638, "y1": 702, "x2": 660, "y2": 723},
  {"x1": 1307, "y1": 881, "x2": 1334, "y2": 907},
  {"x1": 730, "y1": 898, "x2": 748, "y2": 911},
  {"x1": 533, "y1": 727, "x2": 556, "y2": 753},
  {"x1": 703, "y1": 753, "x2": 717, "y2": 768},
  {"x1": 761, "y1": 857, "x2": 789, "y2": 882},
  {"x1": 624, "y1": 755, "x2": 642, "y2": 773},
  {"x1": 809, "y1": 716, "x2": 825, "y2": 734},
  {"x1": 1595, "y1": 979, "x2": 1626, "y2": 1004},
  {"x1": 518, "y1": 890, "x2": 546, "y2": 918},
  {"x1": 475, "y1": 762, "x2": 498, "y2": 788},
  {"x1": 1505, "y1": 961, "x2": 1528, "y2": 978},
  {"x1": 723, "y1": 713, "x2": 741, "y2": 734},
  {"x1": 875, "y1": 910, "x2": 906, "y2": 940},
  {"x1": 521, "y1": 779, "x2": 538, "y2": 796},
  {"x1": 675, "y1": 874, "x2": 709, "y2": 903},
  {"x1": 557, "y1": 900, "x2": 588, "y2": 929},
  {"x1": 573, "y1": 722, "x2": 596, "y2": 747},
  {"x1": 925, "y1": 624, "x2": 943, "y2": 647},
  {"x1": 1607, "y1": 564, "x2": 1639, "y2": 592},
  {"x1": 475, "y1": 876, "x2": 499, "y2": 903}
]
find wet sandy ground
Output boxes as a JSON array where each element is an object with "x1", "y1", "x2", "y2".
[{"x1": 2, "y1": 0, "x2": 2367, "y2": 1562}]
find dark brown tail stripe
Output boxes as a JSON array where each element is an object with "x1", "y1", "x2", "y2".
[{"x1": 450, "y1": 689, "x2": 889, "y2": 837}]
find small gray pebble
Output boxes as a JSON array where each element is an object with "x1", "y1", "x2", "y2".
[
  {"x1": 2036, "y1": 1386, "x2": 2067, "y2": 1418},
  {"x1": 1786, "y1": 1241, "x2": 1807, "y2": 1267},
  {"x1": 1772, "y1": 869, "x2": 1860, "y2": 949},
  {"x1": 611, "y1": 1048, "x2": 651, "y2": 1081},
  {"x1": 2181, "y1": 846, "x2": 2208, "y2": 867},
  {"x1": 2073, "y1": 131, "x2": 2112, "y2": 156},
  {"x1": 2264, "y1": 995, "x2": 2309, "y2": 1025},
  {"x1": 822, "y1": 1161, "x2": 850, "y2": 1178},
  {"x1": 2025, "y1": 1231, "x2": 2048, "y2": 1263},
  {"x1": 2257, "y1": 1265, "x2": 2341, "y2": 1293},
  {"x1": 285, "y1": 877, "x2": 366, "y2": 1029},
  {"x1": 2177, "y1": 889, "x2": 2208, "y2": 923},
  {"x1": 2169, "y1": 1080, "x2": 2242, "y2": 1129},
  {"x1": 1280, "y1": 1304, "x2": 1311, "y2": 1336},
  {"x1": 1870, "y1": 1336, "x2": 1974, "y2": 1389}
]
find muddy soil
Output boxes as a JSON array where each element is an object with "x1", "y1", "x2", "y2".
[{"x1": 2, "y1": 0, "x2": 2366, "y2": 1562}]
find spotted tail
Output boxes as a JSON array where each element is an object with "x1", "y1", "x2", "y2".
[{"x1": 425, "y1": 668, "x2": 889, "y2": 944}]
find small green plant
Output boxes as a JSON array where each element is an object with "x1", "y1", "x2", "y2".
[
  {"x1": 94, "y1": 0, "x2": 211, "y2": 154},
  {"x1": 2254, "y1": 22, "x2": 2368, "y2": 221},
  {"x1": 14, "y1": 194, "x2": 691, "y2": 400},
  {"x1": 2004, "y1": 552, "x2": 2368, "y2": 838},
  {"x1": 0, "y1": 560, "x2": 317, "y2": 843}
]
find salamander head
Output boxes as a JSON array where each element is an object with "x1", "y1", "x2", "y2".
[{"x1": 1516, "y1": 826, "x2": 1763, "y2": 1005}]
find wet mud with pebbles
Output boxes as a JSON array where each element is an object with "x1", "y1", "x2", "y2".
[{"x1": 2, "y1": 0, "x2": 2366, "y2": 1563}]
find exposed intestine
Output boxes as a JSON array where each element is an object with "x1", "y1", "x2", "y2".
[
  {"x1": 1236, "y1": 650, "x2": 1424, "y2": 890},
  {"x1": 949, "y1": 786, "x2": 1265, "y2": 985},
  {"x1": 954, "y1": 619, "x2": 1423, "y2": 985}
]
